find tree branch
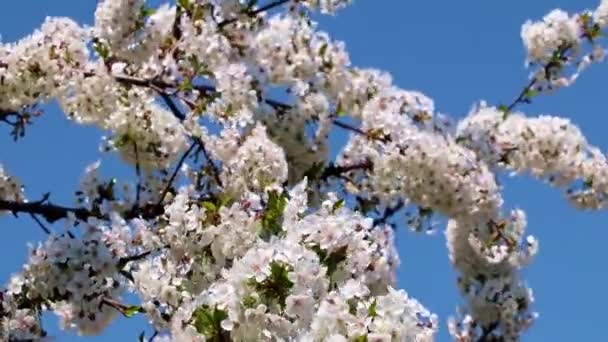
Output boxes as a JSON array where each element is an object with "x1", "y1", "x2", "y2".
[
  {"x1": 157, "y1": 142, "x2": 198, "y2": 206},
  {"x1": 0, "y1": 200, "x2": 102, "y2": 223},
  {"x1": 196, "y1": 137, "x2": 223, "y2": 188},
  {"x1": 476, "y1": 321, "x2": 500, "y2": 342},
  {"x1": 321, "y1": 160, "x2": 373, "y2": 180},
  {"x1": 373, "y1": 200, "x2": 405, "y2": 226},
  {"x1": 133, "y1": 141, "x2": 142, "y2": 209},
  {"x1": 503, "y1": 43, "x2": 573, "y2": 113},
  {"x1": 218, "y1": 0, "x2": 292, "y2": 28},
  {"x1": 84, "y1": 72, "x2": 384, "y2": 143},
  {"x1": 0, "y1": 198, "x2": 168, "y2": 224},
  {"x1": 118, "y1": 249, "x2": 154, "y2": 269},
  {"x1": 100, "y1": 297, "x2": 144, "y2": 317}
]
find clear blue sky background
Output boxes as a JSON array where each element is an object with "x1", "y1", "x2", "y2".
[{"x1": 1, "y1": 1, "x2": 608, "y2": 341}]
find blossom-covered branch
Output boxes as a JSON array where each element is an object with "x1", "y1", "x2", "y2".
[{"x1": 1, "y1": 0, "x2": 607, "y2": 341}]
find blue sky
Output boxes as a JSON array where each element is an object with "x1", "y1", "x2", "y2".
[{"x1": 2, "y1": 1, "x2": 608, "y2": 341}]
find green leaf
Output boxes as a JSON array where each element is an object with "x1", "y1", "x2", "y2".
[
  {"x1": 192, "y1": 5, "x2": 205, "y2": 22},
  {"x1": 455, "y1": 136, "x2": 467, "y2": 144},
  {"x1": 178, "y1": 78, "x2": 194, "y2": 92},
  {"x1": 249, "y1": 261, "x2": 294, "y2": 309},
  {"x1": 93, "y1": 41, "x2": 110, "y2": 60},
  {"x1": 112, "y1": 133, "x2": 134, "y2": 148},
  {"x1": 332, "y1": 199, "x2": 345, "y2": 213},
  {"x1": 367, "y1": 128, "x2": 387, "y2": 140},
  {"x1": 319, "y1": 43, "x2": 329, "y2": 56},
  {"x1": 524, "y1": 88, "x2": 538, "y2": 99},
  {"x1": 140, "y1": 5, "x2": 156, "y2": 18},
  {"x1": 335, "y1": 101, "x2": 347, "y2": 116},
  {"x1": 347, "y1": 298, "x2": 357, "y2": 315},
  {"x1": 201, "y1": 201, "x2": 217, "y2": 213},
  {"x1": 123, "y1": 305, "x2": 143, "y2": 318},
  {"x1": 303, "y1": 162, "x2": 325, "y2": 180},
  {"x1": 259, "y1": 190, "x2": 288, "y2": 240},
  {"x1": 324, "y1": 246, "x2": 347, "y2": 277},
  {"x1": 312, "y1": 245, "x2": 348, "y2": 279},
  {"x1": 498, "y1": 104, "x2": 509, "y2": 114},
  {"x1": 135, "y1": 5, "x2": 156, "y2": 31},
  {"x1": 177, "y1": 0, "x2": 193, "y2": 11},
  {"x1": 353, "y1": 335, "x2": 369, "y2": 342},
  {"x1": 368, "y1": 299, "x2": 377, "y2": 317},
  {"x1": 193, "y1": 306, "x2": 229, "y2": 339},
  {"x1": 242, "y1": 295, "x2": 257, "y2": 308}
]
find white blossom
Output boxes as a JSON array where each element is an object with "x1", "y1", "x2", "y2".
[
  {"x1": 1, "y1": 1, "x2": 606, "y2": 341},
  {"x1": 521, "y1": 9, "x2": 581, "y2": 65},
  {"x1": 595, "y1": 0, "x2": 608, "y2": 27},
  {"x1": 0, "y1": 164, "x2": 24, "y2": 213}
]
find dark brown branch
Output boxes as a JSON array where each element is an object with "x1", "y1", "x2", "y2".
[
  {"x1": 118, "y1": 249, "x2": 153, "y2": 269},
  {"x1": 133, "y1": 141, "x2": 142, "y2": 209},
  {"x1": 219, "y1": 0, "x2": 292, "y2": 28},
  {"x1": 321, "y1": 160, "x2": 373, "y2": 180},
  {"x1": 0, "y1": 109, "x2": 37, "y2": 141},
  {"x1": 100, "y1": 297, "x2": 144, "y2": 317},
  {"x1": 373, "y1": 200, "x2": 405, "y2": 226},
  {"x1": 477, "y1": 321, "x2": 500, "y2": 342},
  {"x1": 148, "y1": 82, "x2": 188, "y2": 120},
  {"x1": 0, "y1": 198, "x2": 168, "y2": 224},
  {"x1": 196, "y1": 137, "x2": 223, "y2": 187},
  {"x1": 333, "y1": 119, "x2": 391, "y2": 143},
  {"x1": 0, "y1": 200, "x2": 102, "y2": 223}
]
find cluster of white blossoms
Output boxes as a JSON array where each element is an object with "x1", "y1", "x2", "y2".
[
  {"x1": 0, "y1": 165, "x2": 24, "y2": 210},
  {"x1": 458, "y1": 103, "x2": 608, "y2": 209},
  {"x1": 0, "y1": 17, "x2": 88, "y2": 111},
  {"x1": 124, "y1": 179, "x2": 435, "y2": 341},
  {"x1": 521, "y1": 9, "x2": 582, "y2": 65},
  {"x1": 302, "y1": 0, "x2": 352, "y2": 14},
  {"x1": 595, "y1": 0, "x2": 608, "y2": 27},
  {"x1": 0, "y1": 0, "x2": 607, "y2": 341},
  {"x1": 60, "y1": 64, "x2": 189, "y2": 169},
  {"x1": 221, "y1": 124, "x2": 288, "y2": 195},
  {"x1": 137, "y1": 180, "x2": 436, "y2": 341},
  {"x1": 520, "y1": 4, "x2": 607, "y2": 90},
  {"x1": 4, "y1": 216, "x2": 132, "y2": 338},
  {"x1": 95, "y1": 0, "x2": 176, "y2": 65}
]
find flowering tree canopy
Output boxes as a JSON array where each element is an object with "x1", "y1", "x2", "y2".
[{"x1": 1, "y1": 0, "x2": 607, "y2": 341}]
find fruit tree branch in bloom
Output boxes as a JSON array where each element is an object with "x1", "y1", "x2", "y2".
[{"x1": 0, "y1": 0, "x2": 607, "y2": 341}]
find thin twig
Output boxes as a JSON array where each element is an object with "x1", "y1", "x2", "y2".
[
  {"x1": 196, "y1": 137, "x2": 223, "y2": 187},
  {"x1": 117, "y1": 248, "x2": 156, "y2": 269},
  {"x1": 100, "y1": 297, "x2": 144, "y2": 317},
  {"x1": 149, "y1": 83, "x2": 187, "y2": 120},
  {"x1": 503, "y1": 44, "x2": 573, "y2": 113},
  {"x1": 373, "y1": 200, "x2": 405, "y2": 226},
  {"x1": 321, "y1": 160, "x2": 373, "y2": 180},
  {"x1": 476, "y1": 321, "x2": 500, "y2": 342},
  {"x1": 133, "y1": 141, "x2": 142, "y2": 209},
  {"x1": 29, "y1": 213, "x2": 51, "y2": 234},
  {"x1": 333, "y1": 120, "x2": 391, "y2": 143},
  {"x1": 157, "y1": 142, "x2": 198, "y2": 206}
]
